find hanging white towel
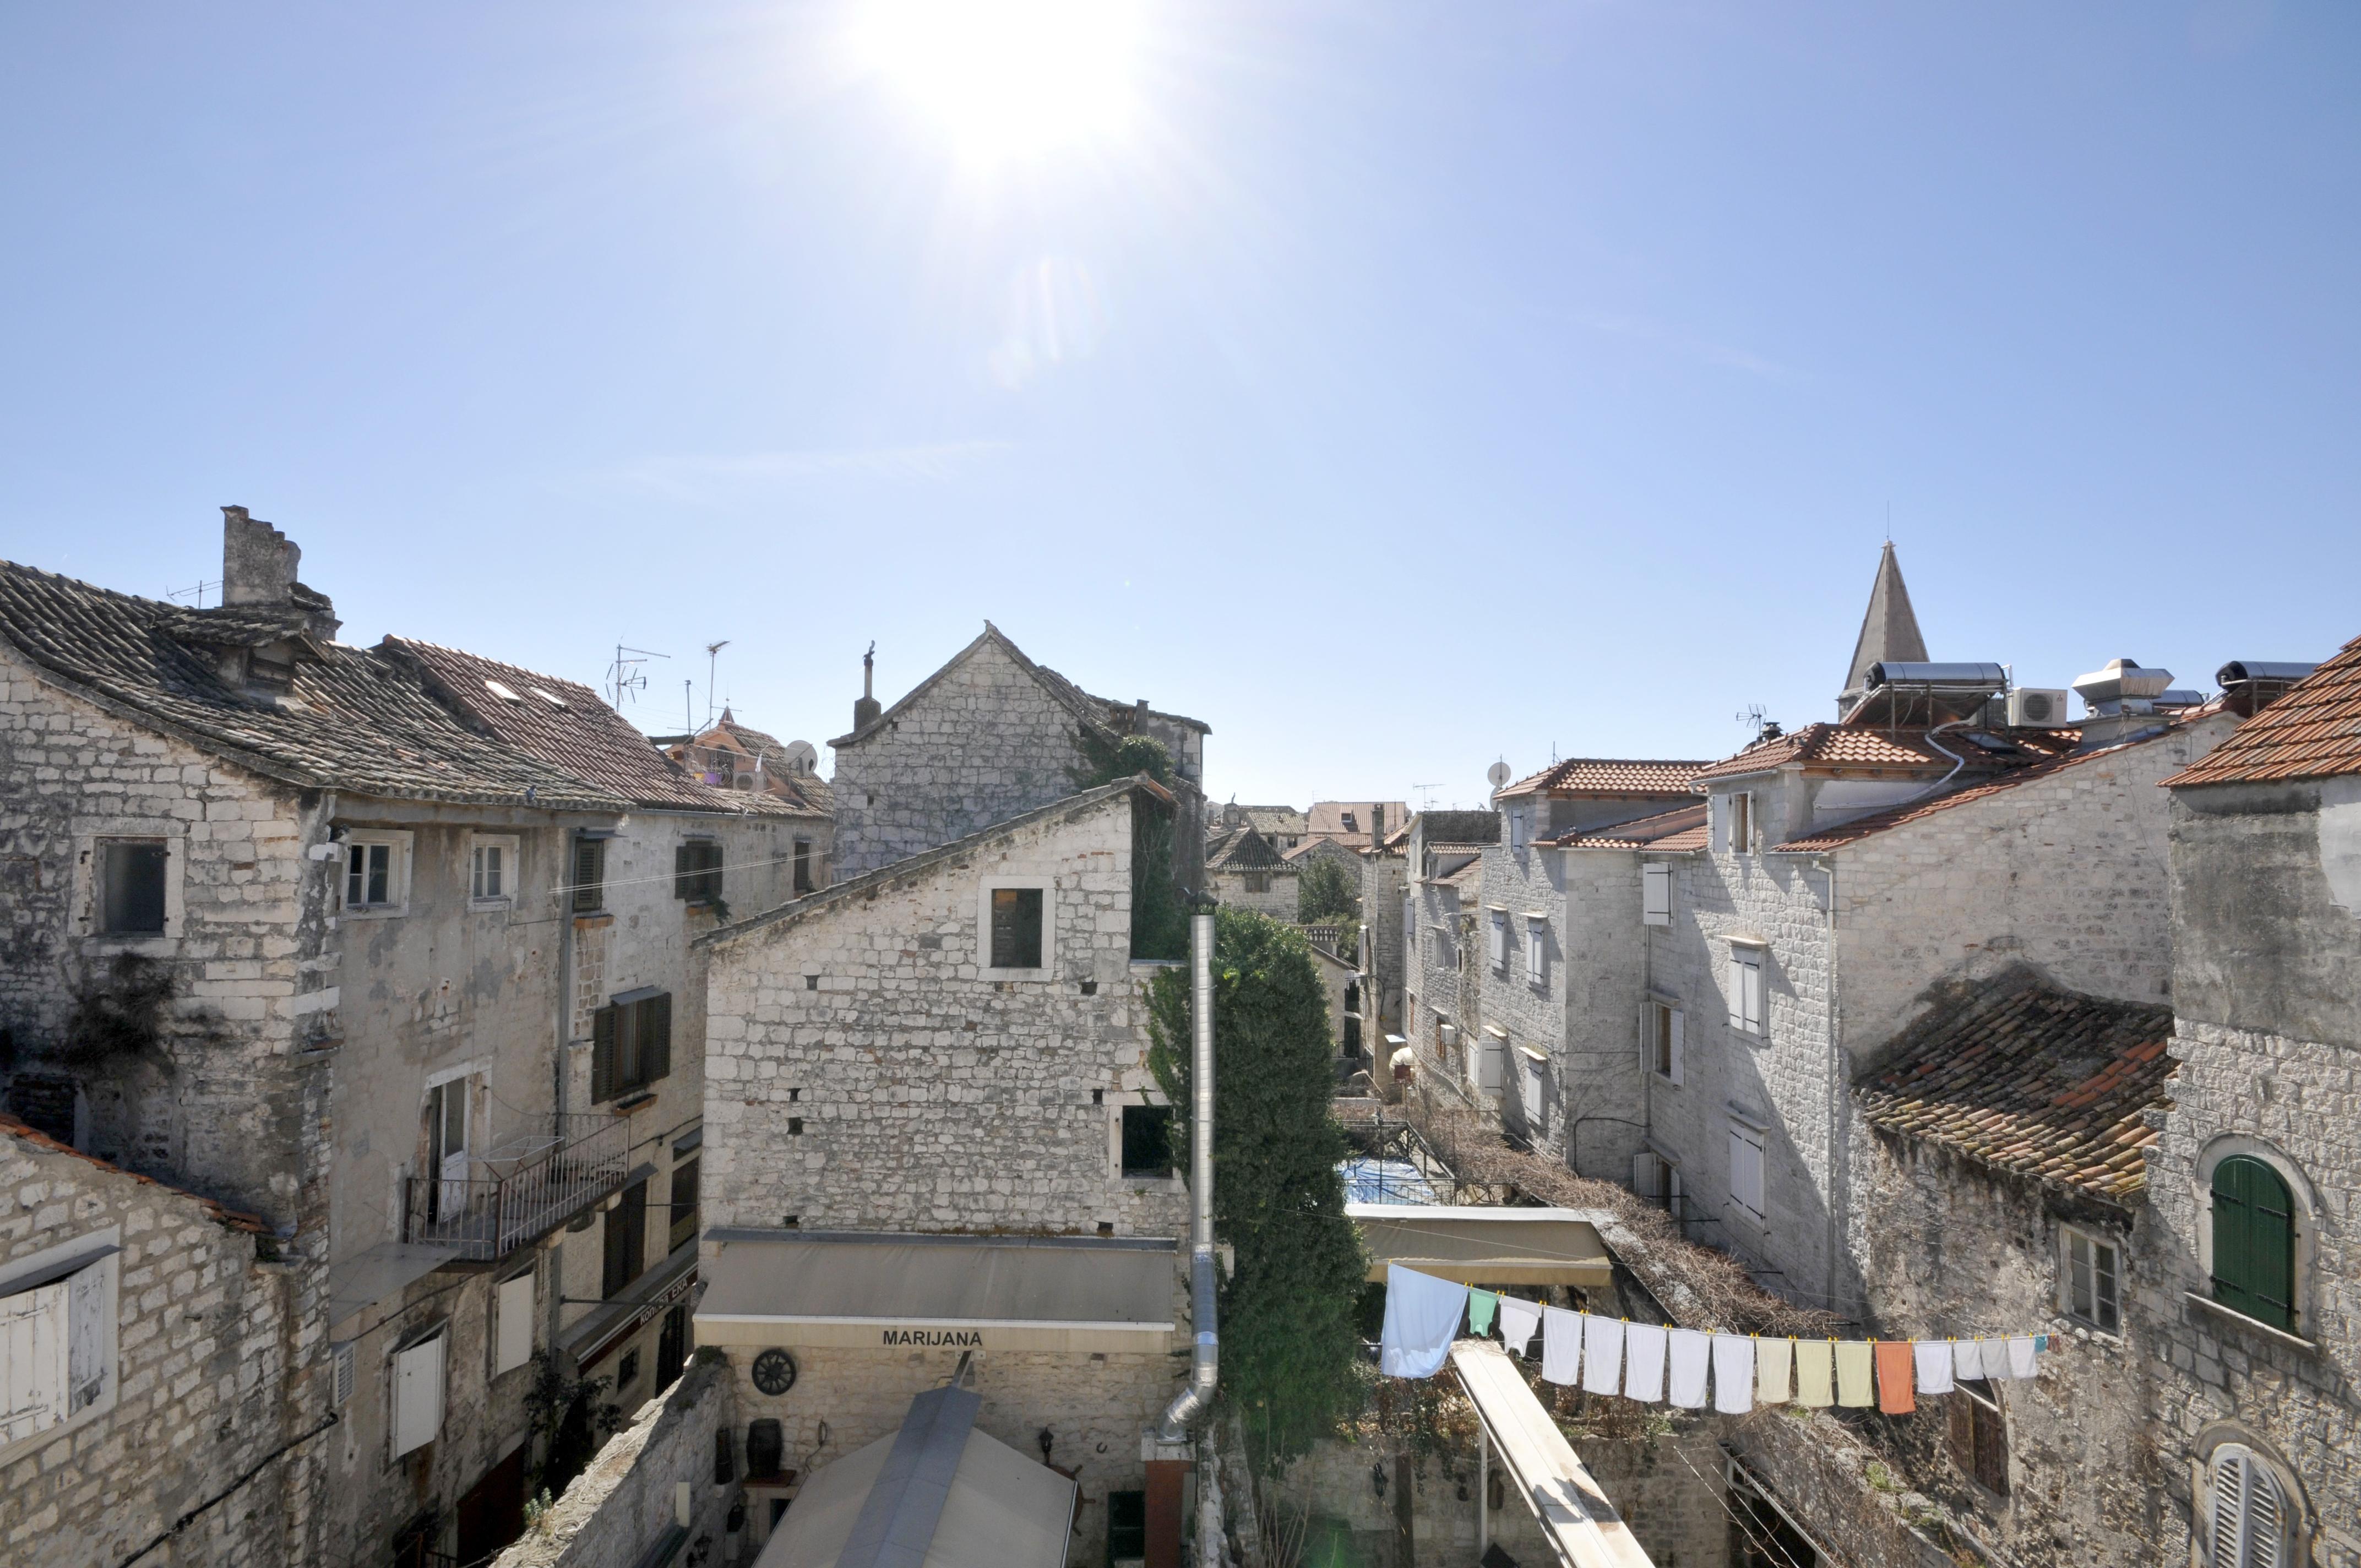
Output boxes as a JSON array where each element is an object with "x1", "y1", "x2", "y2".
[
  {"x1": 1379, "y1": 1265, "x2": 1470, "y2": 1379},
  {"x1": 1979, "y1": 1336, "x2": 2014, "y2": 1382},
  {"x1": 1954, "y1": 1340, "x2": 1984, "y2": 1383},
  {"x1": 1582, "y1": 1315, "x2": 1625, "y2": 1396},
  {"x1": 1711, "y1": 1335, "x2": 1756, "y2": 1414},
  {"x1": 1666, "y1": 1327, "x2": 1711, "y2": 1408},
  {"x1": 1498, "y1": 1295, "x2": 1543, "y2": 1358},
  {"x1": 2005, "y1": 1335, "x2": 2038, "y2": 1380},
  {"x1": 1541, "y1": 1307, "x2": 1583, "y2": 1385},
  {"x1": 1623, "y1": 1322, "x2": 1668, "y2": 1403},
  {"x1": 1913, "y1": 1341, "x2": 1955, "y2": 1395}
]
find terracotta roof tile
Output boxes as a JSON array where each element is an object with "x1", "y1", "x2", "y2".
[
  {"x1": 1496, "y1": 758, "x2": 1712, "y2": 798},
  {"x1": 2166, "y1": 632, "x2": 2361, "y2": 786},
  {"x1": 1856, "y1": 968, "x2": 2173, "y2": 1205}
]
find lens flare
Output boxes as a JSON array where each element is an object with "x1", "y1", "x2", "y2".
[{"x1": 847, "y1": 0, "x2": 1144, "y2": 160}]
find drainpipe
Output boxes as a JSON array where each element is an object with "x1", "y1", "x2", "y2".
[
  {"x1": 1156, "y1": 907, "x2": 1219, "y2": 1442},
  {"x1": 1817, "y1": 855, "x2": 1842, "y2": 1318}
]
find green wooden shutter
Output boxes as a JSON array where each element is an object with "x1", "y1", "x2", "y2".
[
  {"x1": 2211, "y1": 1156, "x2": 2296, "y2": 1330},
  {"x1": 648, "y1": 993, "x2": 672, "y2": 1083},
  {"x1": 591, "y1": 1005, "x2": 618, "y2": 1104}
]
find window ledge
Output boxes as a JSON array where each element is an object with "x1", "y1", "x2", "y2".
[
  {"x1": 340, "y1": 907, "x2": 407, "y2": 921},
  {"x1": 573, "y1": 912, "x2": 614, "y2": 929},
  {"x1": 612, "y1": 1092, "x2": 659, "y2": 1115},
  {"x1": 2185, "y1": 1292, "x2": 2316, "y2": 1353},
  {"x1": 469, "y1": 899, "x2": 512, "y2": 912}
]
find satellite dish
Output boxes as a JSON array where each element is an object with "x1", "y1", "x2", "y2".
[
  {"x1": 1486, "y1": 760, "x2": 1511, "y2": 790},
  {"x1": 782, "y1": 739, "x2": 819, "y2": 774}
]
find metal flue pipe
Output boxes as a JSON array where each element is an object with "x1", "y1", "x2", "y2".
[{"x1": 1155, "y1": 908, "x2": 1219, "y2": 1442}]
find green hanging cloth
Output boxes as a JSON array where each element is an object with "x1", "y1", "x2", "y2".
[{"x1": 1467, "y1": 1289, "x2": 1499, "y2": 1337}]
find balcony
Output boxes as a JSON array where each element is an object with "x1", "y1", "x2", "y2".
[{"x1": 402, "y1": 1113, "x2": 632, "y2": 1261}]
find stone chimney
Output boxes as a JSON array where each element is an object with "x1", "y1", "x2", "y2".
[
  {"x1": 1370, "y1": 803, "x2": 1386, "y2": 842},
  {"x1": 221, "y1": 506, "x2": 299, "y2": 607},
  {"x1": 852, "y1": 642, "x2": 882, "y2": 731}
]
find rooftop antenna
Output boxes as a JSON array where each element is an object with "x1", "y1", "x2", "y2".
[
  {"x1": 166, "y1": 578, "x2": 223, "y2": 609},
  {"x1": 684, "y1": 678, "x2": 694, "y2": 734},
  {"x1": 704, "y1": 640, "x2": 731, "y2": 728},
  {"x1": 1736, "y1": 704, "x2": 1769, "y2": 742},
  {"x1": 605, "y1": 644, "x2": 667, "y2": 710},
  {"x1": 1411, "y1": 783, "x2": 1443, "y2": 812}
]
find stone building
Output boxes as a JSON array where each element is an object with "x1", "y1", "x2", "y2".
[
  {"x1": 1398, "y1": 810, "x2": 1499, "y2": 1097},
  {"x1": 1851, "y1": 969, "x2": 2177, "y2": 1566},
  {"x1": 1301, "y1": 799, "x2": 1405, "y2": 854},
  {"x1": 692, "y1": 778, "x2": 1194, "y2": 1566},
  {"x1": 827, "y1": 623, "x2": 1208, "y2": 890},
  {"x1": 654, "y1": 709, "x2": 835, "y2": 890},
  {"x1": 1475, "y1": 759, "x2": 1706, "y2": 1168},
  {"x1": 2145, "y1": 640, "x2": 2361, "y2": 1568},
  {"x1": 1201, "y1": 822, "x2": 1296, "y2": 919},
  {"x1": 1357, "y1": 824, "x2": 1408, "y2": 1042},
  {"x1": 0, "y1": 510, "x2": 798, "y2": 1567},
  {"x1": 1214, "y1": 801, "x2": 1305, "y2": 852}
]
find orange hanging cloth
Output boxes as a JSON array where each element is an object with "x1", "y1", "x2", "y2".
[{"x1": 1874, "y1": 1339, "x2": 1917, "y2": 1414}]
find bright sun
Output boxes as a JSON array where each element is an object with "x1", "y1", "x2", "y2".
[{"x1": 847, "y1": 0, "x2": 1145, "y2": 160}]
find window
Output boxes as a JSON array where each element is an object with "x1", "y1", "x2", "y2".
[
  {"x1": 1726, "y1": 792, "x2": 1752, "y2": 854},
  {"x1": 603, "y1": 1179, "x2": 648, "y2": 1299},
  {"x1": 2210, "y1": 1155, "x2": 2297, "y2": 1331},
  {"x1": 1243, "y1": 872, "x2": 1270, "y2": 894},
  {"x1": 1524, "y1": 917, "x2": 1547, "y2": 988},
  {"x1": 984, "y1": 884, "x2": 1047, "y2": 973},
  {"x1": 470, "y1": 835, "x2": 516, "y2": 904},
  {"x1": 1487, "y1": 910, "x2": 1509, "y2": 973},
  {"x1": 343, "y1": 831, "x2": 411, "y2": 914},
  {"x1": 792, "y1": 838, "x2": 814, "y2": 895},
  {"x1": 668, "y1": 1157, "x2": 700, "y2": 1253},
  {"x1": 1729, "y1": 948, "x2": 1765, "y2": 1035},
  {"x1": 617, "y1": 1347, "x2": 640, "y2": 1390},
  {"x1": 1120, "y1": 1104, "x2": 1176, "y2": 1180},
  {"x1": 1340, "y1": 812, "x2": 1358, "y2": 833},
  {"x1": 97, "y1": 840, "x2": 167, "y2": 935},
  {"x1": 674, "y1": 839, "x2": 723, "y2": 903},
  {"x1": 494, "y1": 1271, "x2": 535, "y2": 1376},
  {"x1": 1642, "y1": 862, "x2": 1672, "y2": 927},
  {"x1": 2062, "y1": 1228, "x2": 2121, "y2": 1335},
  {"x1": 425, "y1": 1075, "x2": 476, "y2": 1222},
  {"x1": 1728, "y1": 1121, "x2": 1766, "y2": 1221},
  {"x1": 2206, "y1": 1444, "x2": 2291, "y2": 1568},
  {"x1": 570, "y1": 836, "x2": 608, "y2": 914},
  {"x1": 0, "y1": 1236, "x2": 117, "y2": 1454},
  {"x1": 1947, "y1": 1379, "x2": 2009, "y2": 1496},
  {"x1": 592, "y1": 990, "x2": 672, "y2": 1103},
  {"x1": 1644, "y1": 1000, "x2": 1684, "y2": 1086},
  {"x1": 391, "y1": 1329, "x2": 446, "y2": 1457},
  {"x1": 1633, "y1": 1151, "x2": 1684, "y2": 1219}
]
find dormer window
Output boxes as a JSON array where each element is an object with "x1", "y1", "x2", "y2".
[{"x1": 1341, "y1": 813, "x2": 1358, "y2": 832}]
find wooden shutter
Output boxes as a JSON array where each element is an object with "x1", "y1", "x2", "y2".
[
  {"x1": 591, "y1": 1005, "x2": 618, "y2": 1104},
  {"x1": 646, "y1": 993, "x2": 672, "y2": 1084},
  {"x1": 2246, "y1": 1455, "x2": 2282, "y2": 1567},
  {"x1": 2212, "y1": 1449, "x2": 2246, "y2": 1567},
  {"x1": 2211, "y1": 1156, "x2": 2296, "y2": 1330},
  {"x1": 0, "y1": 1281, "x2": 69, "y2": 1446},
  {"x1": 1642, "y1": 863, "x2": 1671, "y2": 926},
  {"x1": 1729, "y1": 1125, "x2": 1765, "y2": 1219},
  {"x1": 674, "y1": 843, "x2": 693, "y2": 900},
  {"x1": 393, "y1": 1333, "x2": 445, "y2": 1456},
  {"x1": 1633, "y1": 1152, "x2": 1659, "y2": 1200},
  {"x1": 1728, "y1": 954, "x2": 1748, "y2": 1029},
  {"x1": 495, "y1": 1273, "x2": 535, "y2": 1376},
  {"x1": 65, "y1": 1261, "x2": 105, "y2": 1414},
  {"x1": 1668, "y1": 1008, "x2": 1685, "y2": 1086},
  {"x1": 572, "y1": 839, "x2": 605, "y2": 914}
]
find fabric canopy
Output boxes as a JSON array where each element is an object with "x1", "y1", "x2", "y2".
[
  {"x1": 1349, "y1": 1204, "x2": 1614, "y2": 1288},
  {"x1": 695, "y1": 1229, "x2": 1178, "y2": 1353}
]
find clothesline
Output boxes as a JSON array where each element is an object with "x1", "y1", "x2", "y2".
[{"x1": 1378, "y1": 1265, "x2": 2049, "y2": 1415}]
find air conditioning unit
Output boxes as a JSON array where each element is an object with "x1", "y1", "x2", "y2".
[
  {"x1": 1438, "y1": 1024, "x2": 1459, "y2": 1048},
  {"x1": 2008, "y1": 688, "x2": 2071, "y2": 728}
]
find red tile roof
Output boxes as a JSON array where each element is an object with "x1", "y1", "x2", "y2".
[
  {"x1": 1857, "y1": 968, "x2": 2173, "y2": 1205},
  {"x1": 1692, "y1": 723, "x2": 2080, "y2": 784},
  {"x1": 1550, "y1": 802, "x2": 1710, "y2": 851},
  {"x1": 2165, "y1": 632, "x2": 2361, "y2": 787},
  {"x1": 1495, "y1": 758, "x2": 1712, "y2": 798}
]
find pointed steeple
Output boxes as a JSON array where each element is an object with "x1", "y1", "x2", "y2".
[{"x1": 1837, "y1": 542, "x2": 1928, "y2": 715}]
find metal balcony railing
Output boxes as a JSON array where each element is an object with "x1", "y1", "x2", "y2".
[{"x1": 402, "y1": 1113, "x2": 631, "y2": 1261}]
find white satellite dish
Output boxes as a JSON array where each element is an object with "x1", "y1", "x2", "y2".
[
  {"x1": 781, "y1": 739, "x2": 819, "y2": 774},
  {"x1": 1486, "y1": 760, "x2": 1511, "y2": 790}
]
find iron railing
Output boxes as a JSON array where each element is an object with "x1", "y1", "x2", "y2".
[{"x1": 402, "y1": 1113, "x2": 630, "y2": 1261}]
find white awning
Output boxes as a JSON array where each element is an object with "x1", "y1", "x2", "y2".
[
  {"x1": 1349, "y1": 1204, "x2": 1614, "y2": 1289},
  {"x1": 695, "y1": 1230, "x2": 1178, "y2": 1353}
]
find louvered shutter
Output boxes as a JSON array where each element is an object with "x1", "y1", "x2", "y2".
[
  {"x1": 1642, "y1": 864, "x2": 1671, "y2": 926},
  {"x1": 647, "y1": 993, "x2": 672, "y2": 1084},
  {"x1": 674, "y1": 843, "x2": 693, "y2": 900},
  {"x1": 2211, "y1": 1448, "x2": 2247, "y2": 1567},
  {"x1": 591, "y1": 1005, "x2": 618, "y2": 1104},
  {"x1": 0, "y1": 1281, "x2": 68, "y2": 1446},
  {"x1": 2246, "y1": 1457, "x2": 2282, "y2": 1568}
]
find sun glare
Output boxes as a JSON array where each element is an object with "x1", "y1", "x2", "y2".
[{"x1": 847, "y1": 0, "x2": 1144, "y2": 160}]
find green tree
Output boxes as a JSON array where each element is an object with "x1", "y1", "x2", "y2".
[
  {"x1": 1296, "y1": 856, "x2": 1359, "y2": 925},
  {"x1": 1071, "y1": 732, "x2": 1189, "y2": 961},
  {"x1": 1147, "y1": 908, "x2": 1367, "y2": 1468}
]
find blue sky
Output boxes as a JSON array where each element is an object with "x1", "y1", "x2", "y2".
[{"x1": 2, "y1": 2, "x2": 2354, "y2": 810}]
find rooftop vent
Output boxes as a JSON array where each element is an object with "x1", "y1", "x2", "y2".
[
  {"x1": 2070, "y1": 660, "x2": 2174, "y2": 717},
  {"x1": 2216, "y1": 660, "x2": 2317, "y2": 718}
]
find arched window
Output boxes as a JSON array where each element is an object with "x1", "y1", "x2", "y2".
[
  {"x1": 2211, "y1": 1156, "x2": 2297, "y2": 1331},
  {"x1": 2208, "y1": 1444, "x2": 2289, "y2": 1567}
]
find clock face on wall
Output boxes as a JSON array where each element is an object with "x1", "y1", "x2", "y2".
[{"x1": 752, "y1": 1348, "x2": 798, "y2": 1396}]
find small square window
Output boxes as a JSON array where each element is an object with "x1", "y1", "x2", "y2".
[
  {"x1": 989, "y1": 886, "x2": 1045, "y2": 970},
  {"x1": 98, "y1": 840, "x2": 168, "y2": 935},
  {"x1": 2063, "y1": 1228, "x2": 2121, "y2": 1335},
  {"x1": 674, "y1": 839, "x2": 723, "y2": 903},
  {"x1": 470, "y1": 836, "x2": 518, "y2": 904},
  {"x1": 1121, "y1": 1104, "x2": 1176, "y2": 1180},
  {"x1": 341, "y1": 832, "x2": 410, "y2": 914}
]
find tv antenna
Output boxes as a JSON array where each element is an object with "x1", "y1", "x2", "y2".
[
  {"x1": 1411, "y1": 783, "x2": 1444, "y2": 813},
  {"x1": 606, "y1": 644, "x2": 666, "y2": 709},
  {"x1": 166, "y1": 578, "x2": 224, "y2": 609},
  {"x1": 1736, "y1": 704, "x2": 1770, "y2": 742},
  {"x1": 704, "y1": 640, "x2": 731, "y2": 727}
]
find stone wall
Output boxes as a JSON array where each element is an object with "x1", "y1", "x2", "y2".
[
  {"x1": 492, "y1": 1355, "x2": 733, "y2": 1568},
  {"x1": 702, "y1": 787, "x2": 1188, "y2": 1239},
  {"x1": 1205, "y1": 864, "x2": 1298, "y2": 921},
  {"x1": 1359, "y1": 847, "x2": 1406, "y2": 1038},
  {"x1": 1, "y1": 1119, "x2": 329, "y2": 1568}
]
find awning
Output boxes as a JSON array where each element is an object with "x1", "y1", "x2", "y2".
[
  {"x1": 753, "y1": 1386, "x2": 1076, "y2": 1568},
  {"x1": 1453, "y1": 1339, "x2": 1655, "y2": 1567},
  {"x1": 695, "y1": 1229, "x2": 1178, "y2": 1353},
  {"x1": 1349, "y1": 1204, "x2": 1614, "y2": 1289},
  {"x1": 327, "y1": 1242, "x2": 461, "y2": 1330}
]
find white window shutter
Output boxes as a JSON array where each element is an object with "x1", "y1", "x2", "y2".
[
  {"x1": 65, "y1": 1262, "x2": 106, "y2": 1414},
  {"x1": 495, "y1": 1274, "x2": 535, "y2": 1376},
  {"x1": 1642, "y1": 864, "x2": 1671, "y2": 926},
  {"x1": 393, "y1": 1335, "x2": 445, "y2": 1456},
  {"x1": 1729, "y1": 1127, "x2": 1765, "y2": 1220},
  {"x1": 2211, "y1": 1450, "x2": 2246, "y2": 1568},
  {"x1": 1745, "y1": 959, "x2": 1765, "y2": 1034},
  {"x1": 1, "y1": 1281, "x2": 69, "y2": 1446},
  {"x1": 1669, "y1": 1009, "x2": 1685, "y2": 1086},
  {"x1": 1632, "y1": 1152, "x2": 1658, "y2": 1200},
  {"x1": 1728, "y1": 955, "x2": 1747, "y2": 1029}
]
